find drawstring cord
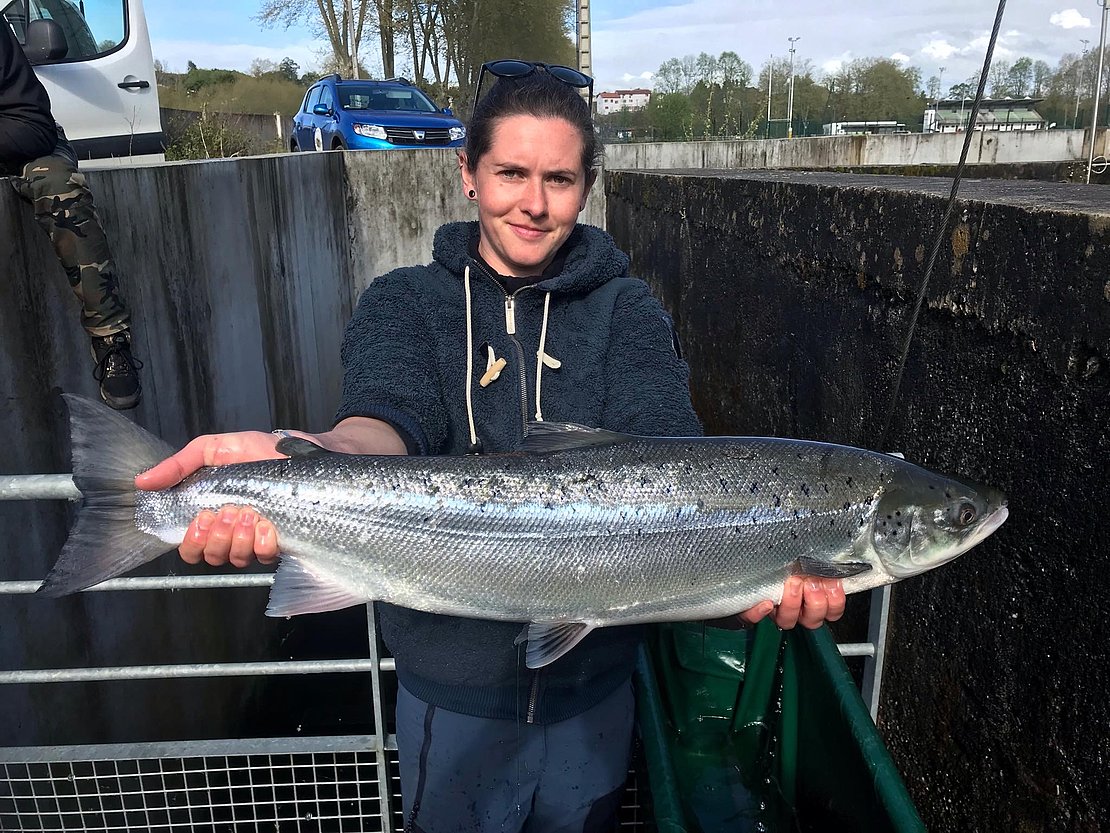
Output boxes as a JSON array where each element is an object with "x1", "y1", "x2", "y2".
[
  {"x1": 463, "y1": 265, "x2": 480, "y2": 451},
  {"x1": 534, "y1": 291, "x2": 560, "y2": 422}
]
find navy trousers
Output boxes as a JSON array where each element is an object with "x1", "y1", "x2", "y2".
[{"x1": 397, "y1": 679, "x2": 634, "y2": 833}]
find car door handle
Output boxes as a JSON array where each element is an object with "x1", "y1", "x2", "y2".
[{"x1": 117, "y1": 80, "x2": 150, "y2": 89}]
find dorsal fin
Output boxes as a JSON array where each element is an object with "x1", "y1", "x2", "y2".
[
  {"x1": 276, "y1": 436, "x2": 333, "y2": 457},
  {"x1": 521, "y1": 422, "x2": 632, "y2": 454}
]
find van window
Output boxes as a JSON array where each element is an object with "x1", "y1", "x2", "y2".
[
  {"x1": 303, "y1": 86, "x2": 323, "y2": 113},
  {"x1": 2, "y1": 0, "x2": 126, "y2": 61},
  {"x1": 319, "y1": 85, "x2": 335, "y2": 112}
]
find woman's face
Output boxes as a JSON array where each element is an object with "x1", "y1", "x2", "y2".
[{"x1": 461, "y1": 115, "x2": 594, "y2": 277}]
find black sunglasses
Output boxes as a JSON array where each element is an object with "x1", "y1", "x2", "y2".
[{"x1": 472, "y1": 59, "x2": 594, "y2": 115}]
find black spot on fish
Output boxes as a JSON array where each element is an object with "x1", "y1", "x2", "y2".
[
  {"x1": 774, "y1": 495, "x2": 782, "y2": 507},
  {"x1": 823, "y1": 483, "x2": 829, "y2": 493},
  {"x1": 772, "y1": 466, "x2": 779, "y2": 475},
  {"x1": 846, "y1": 477, "x2": 854, "y2": 487},
  {"x1": 751, "y1": 482, "x2": 759, "y2": 493},
  {"x1": 842, "y1": 501, "x2": 851, "y2": 510},
  {"x1": 800, "y1": 483, "x2": 810, "y2": 496}
]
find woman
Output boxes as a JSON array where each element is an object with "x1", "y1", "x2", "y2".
[{"x1": 138, "y1": 62, "x2": 844, "y2": 832}]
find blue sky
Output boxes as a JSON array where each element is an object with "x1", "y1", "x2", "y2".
[{"x1": 142, "y1": 0, "x2": 1106, "y2": 93}]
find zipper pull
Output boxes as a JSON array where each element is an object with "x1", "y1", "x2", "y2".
[{"x1": 504, "y1": 296, "x2": 516, "y2": 335}]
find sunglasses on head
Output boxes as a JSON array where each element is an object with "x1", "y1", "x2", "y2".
[{"x1": 472, "y1": 59, "x2": 594, "y2": 115}]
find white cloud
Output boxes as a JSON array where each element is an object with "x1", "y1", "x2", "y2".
[
  {"x1": 821, "y1": 51, "x2": 853, "y2": 75},
  {"x1": 890, "y1": 52, "x2": 911, "y2": 63},
  {"x1": 153, "y1": 38, "x2": 329, "y2": 75},
  {"x1": 1049, "y1": 9, "x2": 1091, "y2": 29},
  {"x1": 922, "y1": 39, "x2": 958, "y2": 60}
]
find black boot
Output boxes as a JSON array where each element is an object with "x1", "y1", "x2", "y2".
[{"x1": 91, "y1": 332, "x2": 143, "y2": 410}]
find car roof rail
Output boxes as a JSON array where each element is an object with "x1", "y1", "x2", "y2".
[{"x1": 382, "y1": 76, "x2": 412, "y2": 86}]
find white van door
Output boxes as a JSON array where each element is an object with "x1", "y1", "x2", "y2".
[{"x1": 3, "y1": 0, "x2": 164, "y2": 164}]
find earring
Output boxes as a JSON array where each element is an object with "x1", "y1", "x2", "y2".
[{"x1": 468, "y1": 189, "x2": 477, "y2": 199}]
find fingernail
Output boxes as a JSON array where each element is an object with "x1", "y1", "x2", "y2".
[
  {"x1": 257, "y1": 522, "x2": 272, "y2": 547},
  {"x1": 239, "y1": 510, "x2": 255, "y2": 527},
  {"x1": 219, "y1": 511, "x2": 236, "y2": 526},
  {"x1": 761, "y1": 601, "x2": 775, "y2": 616},
  {"x1": 196, "y1": 513, "x2": 213, "y2": 531},
  {"x1": 807, "y1": 579, "x2": 821, "y2": 592}
]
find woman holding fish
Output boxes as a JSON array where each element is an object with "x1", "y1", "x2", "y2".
[{"x1": 137, "y1": 62, "x2": 845, "y2": 832}]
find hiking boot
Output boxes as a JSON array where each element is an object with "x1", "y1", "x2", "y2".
[{"x1": 91, "y1": 332, "x2": 143, "y2": 410}]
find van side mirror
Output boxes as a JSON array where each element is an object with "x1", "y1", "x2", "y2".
[
  {"x1": 442, "y1": 107, "x2": 453, "y2": 115},
  {"x1": 23, "y1": 19, "x2": 68, "y2": 64},
  {"x1": 312, "y1": 103, "x2": 333, "y2": 116}
]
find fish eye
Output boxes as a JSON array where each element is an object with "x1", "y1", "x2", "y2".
[{"x1": 956, "y1": 503, "x2": 978, "y2": 526}]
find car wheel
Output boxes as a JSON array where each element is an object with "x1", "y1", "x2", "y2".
[
  {"x1": 332, "y1": 139, "x2": 346, "y2": 151},
  {"x1": 290, "y1": 139, "x2": 300, "y2": 153}
]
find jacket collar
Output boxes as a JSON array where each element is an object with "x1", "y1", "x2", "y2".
[{"x1": 432, "y1": 221, "x2": 630, "y2": 295}]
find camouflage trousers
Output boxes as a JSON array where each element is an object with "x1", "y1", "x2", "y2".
[{"x1": 6, "y1": 135, "x2": 131, "y2": 338}]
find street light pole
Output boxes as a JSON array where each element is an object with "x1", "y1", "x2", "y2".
[
  {"x1": 1088, "y1": 0, "x2": 1109, "y2": 183},
  {"x1": 1076, "y1": 39, "x2": 1090, "y2": 129},
  {"x1": 787, "y1": 36, "x2": 800, "y2": 138},
  {"x1": 766, "y1": 55, "x2": 773, "y2": 139}
]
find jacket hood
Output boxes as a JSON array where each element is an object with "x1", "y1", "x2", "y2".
[{"x1": 432, "y1": 221, "x2": 630, "y2": 295}]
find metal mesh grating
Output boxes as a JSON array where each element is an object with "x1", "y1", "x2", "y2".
[
  {"x1": 1, "y1": 751, "x2": 389, "y2": 833},
  {"x1": 3, "y1": 748, "x2": 653, "y2": 832}
]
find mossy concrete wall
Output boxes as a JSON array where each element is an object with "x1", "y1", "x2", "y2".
[{"x1": 606, "y1": 169, "x2": 1109, "y2": 832}]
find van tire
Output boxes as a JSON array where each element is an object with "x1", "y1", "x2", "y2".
[
  {"x1": 290, "y1": 140, "x2": 300, "y2": 153},
  {"x1": 332, "y1": 139, "x2": 346, "y2": 151}
]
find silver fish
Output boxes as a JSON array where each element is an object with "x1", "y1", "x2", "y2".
[{"x1": 41, "y1": 394, "x2": 1008, "y2": 668}]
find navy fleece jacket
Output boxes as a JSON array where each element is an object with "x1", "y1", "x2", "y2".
[{"x1": 336, "y1": 220, "x2": 703, "y2": 723}]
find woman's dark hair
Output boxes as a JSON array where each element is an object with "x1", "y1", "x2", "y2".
[{"x1": 465, "y1": 71, "x2": 602, "y2": 175}]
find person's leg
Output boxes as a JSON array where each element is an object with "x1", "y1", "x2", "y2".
[
  {"x1": 525, "y1": 680, "x2": 635, "y2": 833},
  {"x1": 396, "y1": 682, "x2": 541, "y2": 833},
  {"x1": 14, "y1": 136, "x2": 141, "y2": 408}
]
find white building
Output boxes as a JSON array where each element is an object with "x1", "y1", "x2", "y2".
[
  {"x1": 596, "y1": 88, "x2": 651, "y2": 115},
  {"x1": 923, "y1": 98, "x2": 1046, "y2": 133}
]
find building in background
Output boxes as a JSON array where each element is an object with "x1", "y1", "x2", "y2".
[
  {"x1": 597, "y1": 88, "x2": 651, "y2": 116},
  {"x1": 923, "y1": 98, "x2": 1047, "y2": 133}
]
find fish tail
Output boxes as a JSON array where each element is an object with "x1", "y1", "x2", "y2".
[{"x1": 38, "y1": 394, "x2": 176, "y2": 597}]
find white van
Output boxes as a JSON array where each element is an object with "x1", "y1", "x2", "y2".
[{"x1": 3, "y1": 0, "x2": 164, "y2": 164}]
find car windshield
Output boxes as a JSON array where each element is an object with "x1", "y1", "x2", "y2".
[{"x1": 340, "y1": 87, "x2": 439, "y2": 113}]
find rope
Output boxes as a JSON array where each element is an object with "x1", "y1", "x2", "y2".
[{"x1": 877, "y1": 0, "x2": 1008, "y2": 450}]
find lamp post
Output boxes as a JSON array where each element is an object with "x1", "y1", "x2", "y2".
[
  {"x1": 1088, "y1": 0, "x2": 1109, "y2": 183},
  {"x1": 787, "y1": 36, "x2": 800, "y2": 138},
  {"x1": 766, "y1": 54, "x2": 773, "y2": 139},
  {"x1": 1076, "y1": 39, "x2": 1090, "y2": 129}
]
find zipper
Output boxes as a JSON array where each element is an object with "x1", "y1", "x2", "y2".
[
  {"x1": 471, "y1": 259, "x2": 537, "y2": 438},
  {"x1": 526, "y1": 670, "x2": 541, "y2": 724}
]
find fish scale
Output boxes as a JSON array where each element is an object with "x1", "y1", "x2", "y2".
[{"x1": 42, "y1": 396, "x2": 1009, "y2": 669}]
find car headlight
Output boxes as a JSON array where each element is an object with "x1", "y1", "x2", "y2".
[
  {"x1": 353, "y1": 123, "x2": 388, "y2": 140},
  {"x1": 449, "y1": 125, "x2": 466, "y2": 141}
]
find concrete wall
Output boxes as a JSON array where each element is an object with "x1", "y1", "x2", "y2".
[
  {"x1": 606, "y1": 169, "x2": 1110, "y2": 833},
  {"x1": 0, "y1": 147, "x2": 603, "y2": 746},
  {"x1": 604, "y1": 128, "x2": 1107, "y2": 171}
]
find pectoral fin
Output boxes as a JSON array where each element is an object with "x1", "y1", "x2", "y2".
[
  {"x1": 517, "y1": 621, "x2": 596, "y2": 669},
  {"x1": 791, "y1": 556, "x2": 873, "y2": 579},
  {"x1": 266, "y1": 556, "x2": 370, "y2": 616}
]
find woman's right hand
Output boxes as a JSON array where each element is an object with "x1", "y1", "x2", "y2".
[{"x1": 135, "y1": 430, "x2": 292, "y2": 568}]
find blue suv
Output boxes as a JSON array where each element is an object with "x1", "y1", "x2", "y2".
[{"x1": 291, "y1": 75, "x2": 466, "y2": 152}]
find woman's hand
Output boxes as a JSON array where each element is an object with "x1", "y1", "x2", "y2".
[
  {"x1": 135, "y1": 430, "x2": 291, "y2": 568},
  {"x1": 737, "y1": 577, "x2": 846, "y2": 630}
]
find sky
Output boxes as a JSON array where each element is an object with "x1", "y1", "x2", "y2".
[{"x1": 141, "y1": 0, "x2": 1107, "y2": 94}]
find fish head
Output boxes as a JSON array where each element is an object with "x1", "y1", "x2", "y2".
[{"x1": 870, "y1": 468, "x2": 1008, "y2": 580}]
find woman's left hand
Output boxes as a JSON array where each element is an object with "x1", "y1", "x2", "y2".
[{"x1": 737, "y1": 576, "x2": 846, "y2": 630}]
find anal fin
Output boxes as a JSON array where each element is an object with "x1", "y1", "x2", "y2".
[{"x1": 266, "y1": 556, "x2": 370, "y2": 616}]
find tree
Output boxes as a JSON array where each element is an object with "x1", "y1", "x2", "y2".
[
  {"x1": 1006, "y1": 57, "x2": 1034, "y2": 97},
  {"x1": 717, "y1": 51, "x2": 752, "y2": 89},
  {"x1": 257, "y1": 0, "x2": 374, "y2": 78}
]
